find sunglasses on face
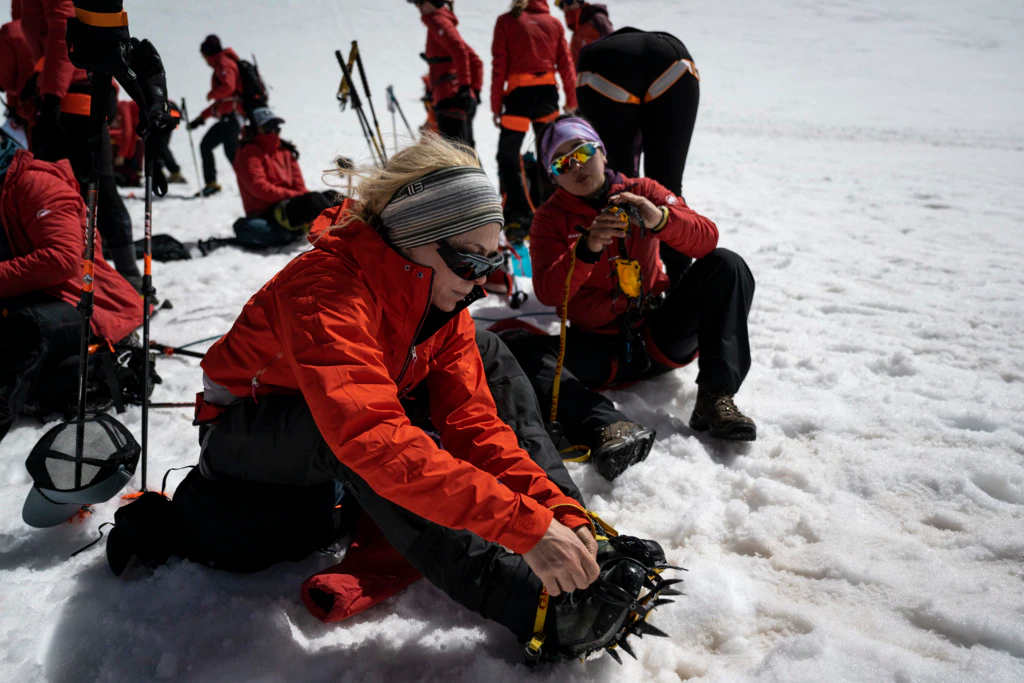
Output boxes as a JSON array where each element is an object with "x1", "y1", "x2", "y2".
[
  {"x1": 437, "y1": 239, "x2": 505, "y2": 281},
  {"x1": 549, "y1": 142, "x2": 600, "y2": 177}
]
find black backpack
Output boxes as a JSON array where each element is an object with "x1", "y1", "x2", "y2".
[{"x1": 231, "y1": 54, "x2": 269, "y2": 117}]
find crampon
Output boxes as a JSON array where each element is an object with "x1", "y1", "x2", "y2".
[{"x1": 523, "y1": 521, "x2": 685, "y2": 667}]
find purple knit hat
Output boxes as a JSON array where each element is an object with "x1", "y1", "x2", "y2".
[{"x1": 539, "y1": 117, "x2": 604, "y2": 176}]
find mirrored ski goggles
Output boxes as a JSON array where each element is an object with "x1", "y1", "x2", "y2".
[
  {"x1": 437, "y1": 240, "x2": 505, "y2": 281},
  {"x1": 549, "y1": 141, "x2": 600, "y2": 177}
]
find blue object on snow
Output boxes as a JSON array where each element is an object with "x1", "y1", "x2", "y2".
[{"x1": 509, "y1": 241, "x2": 532, "y2": 277}]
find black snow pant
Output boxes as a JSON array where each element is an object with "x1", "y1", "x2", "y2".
[
  {"x1": 197, "y1": 330, "x2": 583, "y2": 641},
  {"x1": 200, "y1": 115, "x2": 241, "y2": 185},
  {"x1": 233, "y1": 191, "x2": 339, "y2": 247},
  {"x1": 496, "y1": 85, "x2": 560, "y2": 222},
  {"x1": 33, "y1": 113, "x2": 135, "y2": 257},
  {"x1": 577, "y1": 28, "x2": 700, "y2": 280},
  {"x1": 505, "y1": 249, "x2": 754, "y2": 447},
  {"x1": 435, "y1": 96, "x2": 477, "y2": 149},
  {"x1": 0, "y1": 296, "x2": 82, "y2": 443}
]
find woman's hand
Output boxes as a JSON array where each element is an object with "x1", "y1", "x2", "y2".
[
  {"x1": 610, "y1": 191, "x2": 663, "y2": 230},
  {"x1": 493, "y1": 113, "x2": 502, "y2": 128},
  {"x1": 523, "y1": 518, "x2": 601, "y2": 596},
  {"x1": 585, "y1": 212, "x2": 629, "y2": 253}
]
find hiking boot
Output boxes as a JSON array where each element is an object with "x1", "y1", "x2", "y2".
[
  {"x1": 167, "y1": 172, "x2": 187, "y2": 184},
  {"x1": 689, "y1": 386, "x2": 757, "y2": 441},
  {"x1": 197, "y1": 182, "x2": 221, "y2": 197},
  {"x1": 528, "y1": 533, "x2": 680, "y2": 666},
  {"x1": 504, "y1": 214, "x2": 532, "y2": 244},
  {"x1": 591, "y1": 421, "x2": 656, "y2": 481}
]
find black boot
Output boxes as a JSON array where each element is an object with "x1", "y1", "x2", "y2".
[
  {"x1": 689, "y1": 385, "x2": 757, "y2": 441},
  {"x1": 590, "y1": 421, "x2": 656, "y2": 480}
]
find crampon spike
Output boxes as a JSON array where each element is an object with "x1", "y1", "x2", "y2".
[
  {"x1": 605, "y1": 646, "x2": 622, "y2": 665},
  {"x1": 633, "y1": 620, "x2": 669, "y2": 638},
  {"x1": 658, "y1": 587, "x2": 684, "y2": 597},
  {"x1": 618, "y1": 637, "x2": 637, "y2": 659}
]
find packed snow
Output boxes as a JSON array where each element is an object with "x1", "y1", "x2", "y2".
[{"x1": 2, "y1": 0, "x2": 1023, "y2": 681}]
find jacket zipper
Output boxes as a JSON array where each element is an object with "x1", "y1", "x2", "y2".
[
  {"x1": 250, "y1": 351, "x2": 283, "y2": 402},
  {"x1": 395, "y1": 270, "x2": 434, "y2": 396}
]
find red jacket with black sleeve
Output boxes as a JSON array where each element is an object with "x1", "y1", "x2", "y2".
[
  {"x1": 232, "y1": 133, "x2": 307, "y2": 217},
  {"x1": 200, "y1": 48, "x2": 242, "y2": 119},
  {"x1": 491, "y1": 0, "x2": 577, "y2": 115},
  {"x1": 201, "y1": 207, "x2": 590, "y2": 554},
  {"x1": 530, "y1": 172, "x2": 719, "y2": 333},
  {"x1": 0, "y1": 150, "x2": 141, "y2": 342},
  {"x1": 421, "y1": 8, "x2": 483, "y2": 105}
]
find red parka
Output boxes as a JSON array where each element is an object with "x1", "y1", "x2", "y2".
[
  {"x1": 19, "y1": 0, "x2": 88, "y2": 100},
  {"x1": 232, "y1": 133, "x2": 306, "y2": 217},
  {"x1": 531, "y1": 173, "x2": 718, "y2": 333},
  {"x1": 110, "y1": 99, "x2": 139, "y2": 160},
  {"x1": 199, "y1": 48, "x2": 242, "y2": 120},
  {"x1": 0, "y1": 14, "x2": 35, "y2": 108},
  {"x1": 564, "y1": 3, "x2": 613, "y2": 66},
  {"x1": 201, "y1": 205, "x2": 588, "y2": 554},
  {"x1": 491, "y1": 0, "x2": 577, "y2": 115},
  {"x1": 0, "y1": 150, "x2": 141, "y2": 342},
  {"x1": 421, "y1": 8, "x2": 483, "y2": 105}
]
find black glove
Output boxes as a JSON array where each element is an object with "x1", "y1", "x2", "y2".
[
  {"x1": 188, "y1": 117, "x2": 205, "y2": 130},
  {"x1": 130, "y1": 38, "x2": 173, "y2": 141}
]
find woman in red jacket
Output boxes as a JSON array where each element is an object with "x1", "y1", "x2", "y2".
[
  {"x1": 0, "y1": 134, "x2": 141, "y2": 442},
  {"x1": 409, "y1": 1, "x2": 483, "y2": 148},
  {"x1": 504, "y1": 117, "x2": 756, "y2": 479},
  {"x1": 556, "y1": 0, "x2": 613, "y2": 67},
  {"x1": 491, "y1": 0, "x2": 577, "y2": 240},
  {"x1": 230, "y1": 107, "x2": 336, "y2": 247},
  {"x1": 194, "y1": 134, "x2": 663, "y2": 661}
]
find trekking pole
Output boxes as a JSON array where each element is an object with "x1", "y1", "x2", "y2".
[
  {"x1": 388, "y1": 89, "x2": 397, "y2": 154},
  {"x1": 335, "y1": 49, "x2": 384, "y2": 167},
  {"x1": 352, "y1": 41, "x2": 387, "y2": 163},
  {"x1": 180, "y1": 98, "x2": 203, "y2": 196},
  {"x1": 387, "y1": 85, "x2": 415, "y2": 138},
  {"x1": 139, "y1": 150, "x2": 157, "y2": 491},
  {"x1": 149, "y1": 341, "x2": 205, "y2": 359}
]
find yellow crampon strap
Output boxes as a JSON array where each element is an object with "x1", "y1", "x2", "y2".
[
  {"x1": 559, "y1": 444, "x2": 591, "y2": 462},
  {"x1": 550, "y1": 238, "x2": 580, "y2": 423},
  {"x1": 525, "y1": 589, "x2": 550, "y2": 663}
]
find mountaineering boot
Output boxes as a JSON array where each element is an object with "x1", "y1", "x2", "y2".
[
  {"x1": 591, "y1": 421, "x2": 656, "y2": 481},
  {"x1": 689, "y1": 385, "x2": 757, "y2": 441},
  {"x1": 197, "y1": 182, "x2": 222, "y2": 197},
  {"x1": 504, "y1": 214, "x2": 532, "y2": 245},
  {"x1": 525, "y1": 531, "x2": 681, "y2": 666},
  {"x1": 167, "y1": 172, "x2": 187, "y2": 184}
]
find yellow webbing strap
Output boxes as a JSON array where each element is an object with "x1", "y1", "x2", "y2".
[
  {"x1": 526, "y1": 589, "x2": 550, "y2": 658},
  {"x1": 549, "y1": 239, "x2": 580, "y2": 423},
  {"x1": 559, "y1": 444, "x2": 591, "y2": 463},
  {"x1": 337, "y1": 44, "x2": 358, "y2": 100}
]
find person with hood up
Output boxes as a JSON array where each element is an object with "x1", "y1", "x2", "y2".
[
  {"x1": 230, "y1": 107, "x2": 337, "y2": 247},
  {"x1": 18, "y1": 0, "x2": 141, "y2": 284},
  {"x1": 491, "y1": 0, "x2": 577, "y2": 243},
  {"x1": 409, "y1": 0, "x2": 483, "y2": 148},
  {"x1": 189, "y1": 34, "x2": 243, "y2": 197},
  {"x1": 555, "y1": 0, "x2": 613, "y2": 67},
  {"x1": 502, "y1": 116, "x2": 756, "y2": 481},
  {"x1": 0, "y1": 131, "x2": 142, "y2": 443},
  {"x1": 192, "y1": 133, "x2": 670, "y2": 663}
]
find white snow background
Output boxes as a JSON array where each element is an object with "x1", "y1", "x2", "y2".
[{"x1": 2, "y1": 0, "x2": 1023, "y2": 681}]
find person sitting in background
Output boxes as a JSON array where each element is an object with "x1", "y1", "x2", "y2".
[
  {"x1": 556, "y1": 0, "x2": 613, "y2": 67},
  {"x1": 0, "y1": 132, "x2": 141, "y2": 443},
  {"x1": 111, "y1": 98, "x2": 186, "y2": 188},
  {"x1": 230, "y1": 107, "x2": 337, "y2": 247},
  {"x1": 502, "y1": 116, "x2": 757, "y2": 481}
]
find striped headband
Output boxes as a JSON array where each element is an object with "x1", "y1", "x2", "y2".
[{"x1": 380, "y1": 166, "x2": 504, "y2": 249}]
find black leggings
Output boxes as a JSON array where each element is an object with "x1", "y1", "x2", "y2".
[
  {"x1": 198, "y1": 330, "x2": 582, "y2": 641},
  {"x1": 200, "y1": 116, "x2": 241, "y2": 184},
  {"x1": 505, "y1": 249, "x2": 754, "y2": 446},
  {"x1": 496, "y1": 85, "x2": 560, "y2": 220}
]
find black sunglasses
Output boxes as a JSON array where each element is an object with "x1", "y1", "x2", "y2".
[{"x1": 437, "y1": 240, "x2": 505, "y2": 281}]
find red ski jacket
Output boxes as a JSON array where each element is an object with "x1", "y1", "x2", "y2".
[
  {"x1": 20, "y1": 0, "x2": 89, "y2": 100},
  {"x1": 0, "y1": 150, "x2": 141, "y2": 342},
  {"x1": 421, "y1": 8, "x2": 483, "y2": 105},
  {"x1": 491, "y1": 0, "x2": 577, "y2": 115},
  {"x1": 233, "y1": 133, "x2": 306, "y2": 217},
  {"x1": 200, "y1": 48, "x2": 242, "y2": 120},
  {"x1": 531, "y1": 173, "x2": 718, "y2": 333},
  {"x1": 0, "y1": 18, "x2": 35, "y2": 108},
  {"x1": 110, "y1": 99, "x2": 139, "y2": 160},
  {"x1": 565, "y1": 3, "x2": 613, "y2": 66},
  {"x1": 201, "y1": 205, "x2": 589, "y2": 553}
]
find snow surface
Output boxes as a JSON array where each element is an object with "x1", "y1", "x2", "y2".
[{"x1": 2, "y1": 0, "x2": 1024, "y2": 681}]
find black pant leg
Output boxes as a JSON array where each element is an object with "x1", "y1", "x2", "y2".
[
  {"x1": 96, "y1": 171, "x2": 133, "y2": 248},
  {"x1": 156, "y1": 130, "x2": 180, "y2": 174},
  {"x1": 435, "y1": 97, "x2": 472, "y2": 147},
  {"x1": 503, "y1": 332, "x2": 628, "y2": 447},
  {"x1": 200, "y1": 118, "x2": 237, "y2": 184},
  {"x1": 496, "y1": 126, "x2": 529, "y2": 219},
  {"x1": 476, "y1": 330, "x2": 584, "y2": 505},
  {"x1": 647, "y1": 248, "x2": 754, "y2": 394},
  {"x1": 222, "y1": 116, "x2": 240, "y2": 164}
]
